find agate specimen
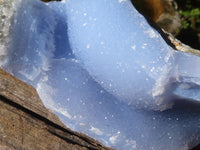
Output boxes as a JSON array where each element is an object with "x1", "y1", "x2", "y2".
[{"x1": 1, "y1": 0, "x2": 200, "y2": 149}]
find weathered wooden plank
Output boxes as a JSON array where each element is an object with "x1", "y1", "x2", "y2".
[{"x1": 0, "y1": 68, "x2": 113, "y2": 150}]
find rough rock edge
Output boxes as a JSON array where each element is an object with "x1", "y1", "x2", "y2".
[
  {"x1": 143, "y1": 12, "x2": 200, "y2": 55},
  {"x1": 40, "y1": 0, "x2": 61, "y2": 2},
  {"x1": 163, "y1": 29, "x2": 200, "y2": 55},
  {"x1": 0, "y1": 68, "x2": 113, "y2": 150}
]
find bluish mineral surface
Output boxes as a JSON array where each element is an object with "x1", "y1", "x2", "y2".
[{"x1": 1, "y1": 0, "x2": 200, "y2": 149}]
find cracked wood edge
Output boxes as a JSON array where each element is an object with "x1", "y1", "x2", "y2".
[{"x1": 0, "y1": 68, "x2": 113, "y2": 150}]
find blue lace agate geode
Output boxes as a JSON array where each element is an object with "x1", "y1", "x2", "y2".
[{"x1": 1, "y1": 0, "x2": 200, "y2": 149}]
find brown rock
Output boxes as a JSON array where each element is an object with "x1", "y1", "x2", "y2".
[
  {"x1": 132, "y1": 0, "x2": 182, "y2": 35},
  {"x1": 0, "y1": 68, "x2": 113, "y2": 150}
]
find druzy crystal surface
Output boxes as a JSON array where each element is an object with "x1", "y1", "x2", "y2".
[{"x1": 1, "y1": 0, "x2": 200, "y2": 149}]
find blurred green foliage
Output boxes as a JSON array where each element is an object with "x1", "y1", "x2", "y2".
[
  {"x1": 177, "y1": 0, "x2": 200, "y2": 33},
  {"x1": 179, "y1": 8, "x2": 200, "y2": 32}
]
